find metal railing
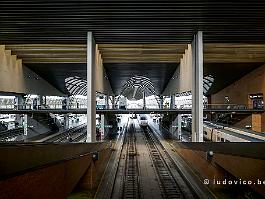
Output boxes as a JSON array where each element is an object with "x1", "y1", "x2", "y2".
[
  {"x1": 204, "y1": 104, "x2": 248, "y2": 110},
  {"x1": 0, "y1": 103, "x2": 263, "y2": 111}
]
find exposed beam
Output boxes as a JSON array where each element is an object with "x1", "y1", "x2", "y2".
[
  {"x1": 3, "y1": 43, "x2": 265, "y2": 64},
  {"x1": 22, "y1": 58, "x2": 86, "y2": 63}
]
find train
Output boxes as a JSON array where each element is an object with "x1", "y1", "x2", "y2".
[
  {"x1": 182, "y1": 119, "x2": 265, "y2": 142},
  {"x1": 138, "y1": 115, "x2": 148, "y2": 127},
  {"x1": 203, "y1": 121, "x2": 265, "y2": 142}
]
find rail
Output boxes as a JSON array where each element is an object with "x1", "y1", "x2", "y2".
[
  {"x1": 122, "y1": 123, "x2": 141, "y2": 199},
  {"x1": 143, "y1": 128, "x2": 191, "y2": 198},
  {"x1": 44, "y1": 124, "x2": 87, "y2": 142},
  {"x1": 0, "y1": 128, "x2": 24, "y2": 142},
  {"x1": 108, "y1": 119, "x2": 197, "y2": 199}
]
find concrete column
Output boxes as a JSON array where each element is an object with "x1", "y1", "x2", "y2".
[
  {"x1": 15, "y1": 96, "x2": 25, "y2": 110},
  {"x1": 160, "y1": 96, "x2": 164, "y2": 109},
  {"x1": 177, "y1": 114, "x2": 182, "y2": 140},
  {"x1": 43, "y1": 96, "x2": 47, "y2": 107},
  {"x1": 100, "y1": 114, "x2": 105, "y2": 140},
  {"x1": 170, "y1": 116, "x2": 177, "y2": 137},
  {"x1": 106, "y1": 94, "x2": 109, "y2": 109},
  {"x1": 191, "y1": 31, "x2": 204, "y2": 142},
  {"x1": 38, "y1": 95, "x2": 45, "y2": 109},
  {"x1": 62, "y1": 96, "x2": 69, "y2": 110},
  {"x1": 170, "y1": 94, "x2": 175, "y2": 109},
  {"x1": 143, "y1": 91, "x2": 146, "y2": 109},
  {"x1": 87, "y1": 32, "x2": 96, "y2": 142},
  {"x1": 112, "y1": 96, "x2": 115, "y2": 109},
  {"x1": 251, "y1": 113, "x2": 265, "y2": 132},
  {"x1": 23, "y1": 114, "x2": 28, "y2": 136},
  {"x1": 64, "y1": 114, "x2": 69, "y2": 130}
]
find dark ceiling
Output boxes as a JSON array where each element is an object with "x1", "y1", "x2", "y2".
[
  {"x1": 104, "y1": 63, "x2": 177, "y2": 95},
  {"x1": 0, "y1": 1, "x2": 265, "y2": 44},
  {"x1": 1, "y1": 1, "x2": 265, "y2": 97},
  {"x1": 25, "y1": 62, "x2": 264, "y2": 97},
  {"x1": 25, "y1": 63, "x2": 86, "y2": 94}
]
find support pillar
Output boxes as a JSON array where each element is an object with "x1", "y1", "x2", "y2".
[
  {"x1": 38, "y1": 95, "x2": 45, "y2": 109},
  {"x1": 191, "y1": 31, "x2": 204, "y2": 142},
  {"x1": 177, "y1": 114, "x2": 182, "y2": 140},
  {"x1": 42, "y1": 96, "x2": 47, "y2": 108},
  {"x1": 87, "y1": 32, "x2": 96, "y2": 142},
  {"x1": 106, "y1": 94, "x2": 109, "y2": 109},
  {"x1": 64, "y1": 114, "x2": 69, "y2": 130},
  {"x1": 15, "y1": 96, "x2": 24, "y2": 110},
  {"x1": 252, "y1": 113, "x2": 265, "y2": 132},
  {"x1": 20, "y1": 114, "x2": 28, "y2": 142},
  {"x1": 62, "y1": 96, "x2": 69, "y2": 110},
  {"x1": 170, "y1": 94, "x2": 175, "y2": 109},
  {"x1": 160, "y1": 96, "x2": 164, "y2": 109},
  {"x1": 100, "y1": 114, "x2": 105, "y2": 140},
  {"x1": 112, "y1": 96, "x2": 115, "y2": 109},
  {"x1": 143, "y1": 91, "x2": 146, "y2": 109},
  {"x1": 170, "y1": 116, "x2": 177, "y2": 137},
  {"x1": 22, "y1": 114, "x2": 28, "y2": 136},
  {"x1": 44, "y1": 96, "x2": 47, "y2": 106}
]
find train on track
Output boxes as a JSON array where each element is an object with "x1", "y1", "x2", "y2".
[
  {"x1": 182, "y1": 117, "x2": 265, "y2": 142},
  {"x1": 138, "y1": 115, "x2": 148, "y2": 127},
  {"x1": 203, "y1": 121, "x2": 265, "y2": 142}
]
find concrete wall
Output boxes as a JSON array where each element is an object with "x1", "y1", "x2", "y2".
[
  {"x1": 0, "y1": 155, "x2": 90, "y2": 199},
  {"x1": 211, "y1": 63, "x2": 265, "y2": 132},
  {"x1": 0, "y1": 45, "x2": 63, "y2": 96},
  {"x1": 173, "y1": 142, "x2": 265, "y2": 197},
  {"x1": 233, "y1": 115, "x2": 252, "y2": 129},
  {"x1": 95, "y1": 45, "x2": 114, "y2": 96},
  {"x1": 211, "y1": 63, "x2": 265, "y2": 105},
  {"x1": 162, "y1": 44, "x2": 192, "y2": 95},
  {"x1": 0, "y1": 148, "x2": 111, "y2": 199}
]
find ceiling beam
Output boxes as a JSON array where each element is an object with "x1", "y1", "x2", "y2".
[{"x1": 3, "y1": 43, "x2": 265, "y2": 64}]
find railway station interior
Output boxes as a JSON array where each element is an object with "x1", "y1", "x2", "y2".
[{"x1": 0, "y1": 1, "x2": 265, "y2": 199}]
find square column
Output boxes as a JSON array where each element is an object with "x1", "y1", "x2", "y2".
[
  {"x1": 170, "y1": 94, "x2": 175, "y2": 109},
  {"x1": 64, "y1": 114, "x2": 69, "y2": 130},
  {"x1": 143, "y1": 91, "x2": 146, "y2": 109},
  {"x1": 112, "y1": 96, "x2": 115, "y2": 109},
  {"x1": 106, "y1": 94, "x2": 109, "y2": 109},
  {"x1": 177, "y1": 114, "x2": 182, "y2": 140},
  {"x1": 160, "y1": 96, "x2": 164, "y2": 109},
  {"x1": 15, "y1": 96, "x2": 22, "y2": 110},
  {"x1": 39, "y1": 95, "x2": 47, "y2": 108},
  {"x1": 191, "y1": 31, "x2": 204, "y2": 142},
  {"x1": 62, "y1": 96, "x2": 69, "y2": 110},
  {"x1": 100, "y1": 114, "x2": 105, "y2": 140},
  {"x1": 87, "y1": 32, "x2": 96, "y2": 142}
]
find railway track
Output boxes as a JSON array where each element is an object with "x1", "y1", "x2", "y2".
[
  {"x1": 72, "y1": 132, "x2": 87, "y2": 142},
  {"x1": 122, "y1": 123, "x2": 141, "y2": 199},
  {"x1": 0, "y1": 128, "x2": 24, "y2": 142},
  {"x1": 110, "y1": 119, "x2": 194, "y2": 199},
  {"x1": 45, "y1": 124, "x2": 86, "y2": 142},
  {"x1": 143, "y1": 128, "x2": 189, "y2": 199}
]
